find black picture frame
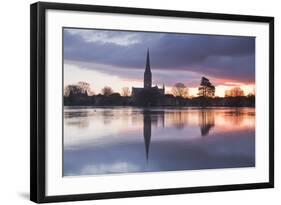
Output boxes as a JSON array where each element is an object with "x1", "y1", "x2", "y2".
[{"x1": 30, "y1": 1, "x2": 274, "y2": 203}]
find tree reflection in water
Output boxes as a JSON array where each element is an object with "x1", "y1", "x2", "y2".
[
  {"x1": 198, "y1": 109, "x2": 215, "y2": 136},
  {"x1": 64, "y1": 110, "x2": 90, "y2": 128},
  {"x1": 64, "y1": 107, "x2": 255, "y2": 176},
  {"x1": 142, "y1": 109, "x2": 216, "y2": 162}
]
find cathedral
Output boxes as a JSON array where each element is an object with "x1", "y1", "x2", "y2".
[{"x1": 132, "y1": 49, "x2": 165, "y2": 97}]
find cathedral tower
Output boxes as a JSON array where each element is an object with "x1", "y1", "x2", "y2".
[{"x1": 144, "y1": 49, "x2": 152, "y2": 88}]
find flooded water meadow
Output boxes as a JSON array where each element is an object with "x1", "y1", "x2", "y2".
[{"x1": 64, "y1": 107, "x2": 255, "y2": 176}]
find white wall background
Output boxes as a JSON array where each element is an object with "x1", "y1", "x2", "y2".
[{"x1": 0, "y1": 0, "x2": 279, "y2": 204}]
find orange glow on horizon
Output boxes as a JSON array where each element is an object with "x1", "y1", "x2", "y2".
[{"x1": 166, "y1": 83, "x2": 255, "y2": 98}]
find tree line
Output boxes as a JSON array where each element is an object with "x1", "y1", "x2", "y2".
[
  {"x1": 64, "y1": 81, "x2": 131, "y2": 97},
  {"x1": 64, "y1": 77, "x2": 255, "y2": 107}
]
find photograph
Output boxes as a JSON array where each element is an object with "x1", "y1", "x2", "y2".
[
  {"x1": 63, "y1": 28, "x2": 256, "y2": 176},
  {"x1": 30, "y1": 2, "x2": 274, "y2": 202}
]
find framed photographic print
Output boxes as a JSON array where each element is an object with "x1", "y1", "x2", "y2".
[{"x1": 30, "y1": 2, "x2": 274, "y2": 203}]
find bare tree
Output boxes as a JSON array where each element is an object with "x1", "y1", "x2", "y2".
[
  {"x1": 102, "y1": 86, "x2": 113, "y2": 96},
  {"x1": 78, "y1": 81, "x2": 91, "y2": 95},
  {"x1": 121, "y1": 87, "x2": 131, "y2": 96},
  {"x1": 64, "y1": 81, "x2": 93, "y2": 96},
  {"x1": 64, "y1": 85, "x2": 80, "y2": 96},
  {"x1": 225, "y1": 87, "x2": 244, "y2": 97},
  {"x1": 171, "y1": 83, "x2": 189, "y2": 98}
]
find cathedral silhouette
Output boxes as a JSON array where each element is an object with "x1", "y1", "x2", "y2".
[{"x1": 132, "y1": 49, "x2": 165, "y2": 97}]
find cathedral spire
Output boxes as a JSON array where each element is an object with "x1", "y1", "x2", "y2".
[
  {"x1": 145, "y1": 49, "x2": 151, "y2": 73},
  {"x1": 144, "y1": 49, "x2": 152, "y2": 88}
]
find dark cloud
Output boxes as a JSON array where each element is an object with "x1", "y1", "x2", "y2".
[{"x1": 64, "y1": 29, "x2": 255, "y2": 83}]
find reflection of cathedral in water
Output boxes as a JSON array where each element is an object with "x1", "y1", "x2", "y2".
[
  {"x1": 142, "y1": 109, "x2": 215, "y2": 161},
  {"x1": 199, "y1": 110, "x2": 215, "y2": 136},
  {"x1": 143, "y1": 110, "x2": 164, "y2": 161},
  {"x1": 143, "y1": 111, "x2": 151, "y2": 161},
  {"x1": 143, "y1": 109, "x2": 215, "y2": 161}
]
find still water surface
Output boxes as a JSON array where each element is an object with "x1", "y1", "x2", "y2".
[{"x1": 64, "y1": 107, "x2": 255, "y2": 176}]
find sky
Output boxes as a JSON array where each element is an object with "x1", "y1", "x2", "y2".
[{"x1": 64, "y1": 28, "x2": 255, "y2": 97}]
